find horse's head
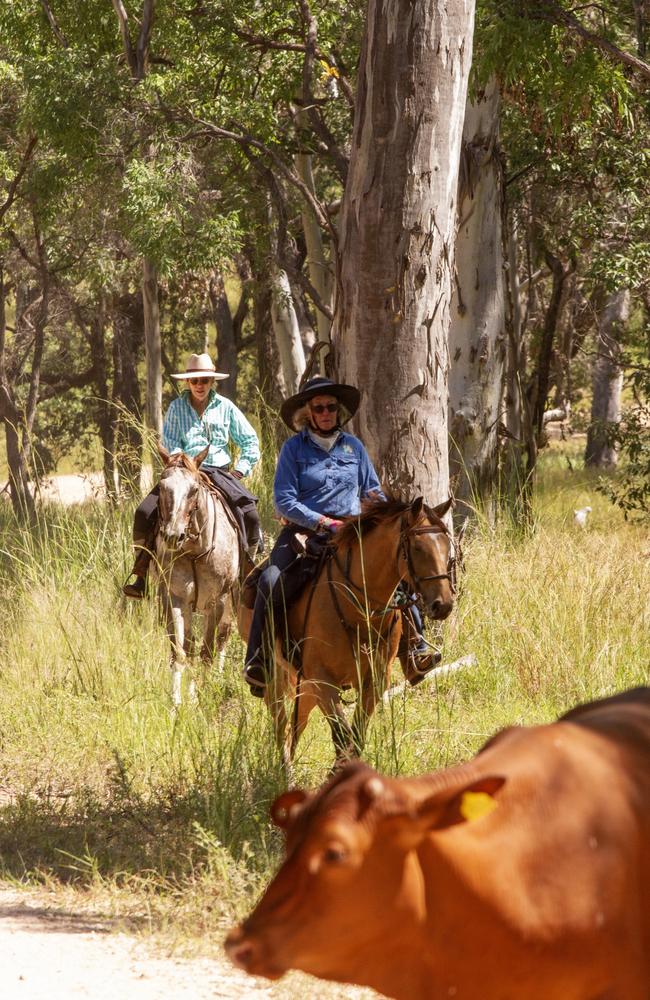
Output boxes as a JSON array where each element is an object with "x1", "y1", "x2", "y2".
[
  {"x1": 400, "y1": 497, "x2": 455, "y2": 620},
  {"x1": 157, "y1": 444, "x2": 209, "y2": 549}
]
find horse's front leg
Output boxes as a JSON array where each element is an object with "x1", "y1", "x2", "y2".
[
  {"x1": 200, "y1": 595, "x2": 230, "y2": 673},
  {"x1": 169, "y1": 596, "x2": 191, "y2": 707},
  {"x1": 264, "y1": 648, "x2": 296, "y2": 782},
  {"x1": 351, "y1": 665, "x2": 385, "y2": 755},
  {"x1": 314, "y1": 673, "x2": 357, "y2": 767}
]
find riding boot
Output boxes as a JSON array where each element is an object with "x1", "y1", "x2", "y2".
[
  {"x1": 398, "y1": 606, "x2": 442, "y2": 686},
  {"x1": 122, "y1": 548, "x2": 152, "y2": 599}
]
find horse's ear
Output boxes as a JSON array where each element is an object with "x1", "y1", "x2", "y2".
[
  {"x1": 410, "y1": 496, "x2": 424, "y2": 518},
  {"x1": 432, "y1": 497, "x2": 453, "y2": 519},
  {"x1": 194, "y1": 445, "x2": 210, "y2": 468},
  {"x1": 158, "y1": 442, "x2": 171, "y2": 466}
]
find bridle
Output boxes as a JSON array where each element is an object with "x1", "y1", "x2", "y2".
[{"x1": 399, "y1": 519, "x2": 456, "y2": 594}]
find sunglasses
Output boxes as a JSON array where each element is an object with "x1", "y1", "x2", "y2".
[
  {"x1": 310, "y1": 403, "x2": 338, "y2": 414},
  {"x1": 189, "y1": 377, "x2": 213, "y2": 385}
]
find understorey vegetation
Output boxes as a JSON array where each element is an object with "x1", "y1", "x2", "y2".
[{"x1": 0, "y1": 441, "x2": 646, "y2": 950}]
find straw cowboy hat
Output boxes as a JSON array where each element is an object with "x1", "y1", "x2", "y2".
[
  {"x1": 170, "y1": 353, "x2": 228, "y2": 380},
  {"x1": 280, "y1": 376, "x2": 360, "y2": 431}
]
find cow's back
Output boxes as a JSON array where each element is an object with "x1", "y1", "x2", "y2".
[{"x1": 421, "y1": 688, "x2": 650, "y2": 997}]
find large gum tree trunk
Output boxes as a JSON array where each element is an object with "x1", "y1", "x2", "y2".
[
  {"x1": 334, "y1": 0, "x2": 475, "y2": 501},
  {"x1": 448, "y1": 81, "x2": 506, "y2": 519},
  {"x1": 585, "y1": 288, "x2": 630, "y2": 468}
]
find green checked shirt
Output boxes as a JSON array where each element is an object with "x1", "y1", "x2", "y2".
[{"x1": 162, "y1": 389, "x2": 260, "y2": 477}]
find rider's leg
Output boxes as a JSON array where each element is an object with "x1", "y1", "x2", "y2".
[
  {"x1": 123, "y1": 488, "x2": 159, "y2": 599},
  {"x1": 243, "y1": 526, "x2": 298, "y2": 695},
  {"x1": 398, "y1": 592, "x2": 442, "y2": 685},
  {"x1": 202, "y1": 466, "x2": 262, "y2": 559}
]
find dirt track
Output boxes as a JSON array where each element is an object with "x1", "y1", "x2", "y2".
[{"x1": 0, "y1": 886, "x2": 378, "y2": 1000}]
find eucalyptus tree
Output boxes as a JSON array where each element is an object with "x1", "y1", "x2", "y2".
[
  {"x1": 333, "y1": 0, "x2": 476, "y2": 502},
  {"x1": 448, "y1": 79, "x2": 506, "y2": 519}
]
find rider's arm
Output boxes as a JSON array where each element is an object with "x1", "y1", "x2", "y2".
[
  {"x1": 227, "y1": 401, "x2": 260, "y2": 477},
  {"x1": 358, "y1": 443, "x2": 386, "y2": 501},
  {"x1": 162, "y1": 398, "x2": 184, "y2": 454},
  {"x1": 274, "y1": 439, "x2": 323, "y2": 532}
]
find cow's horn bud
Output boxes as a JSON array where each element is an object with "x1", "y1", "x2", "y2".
[{"x1": 364, "y1": 777, "x2": 384, "y2": 800}]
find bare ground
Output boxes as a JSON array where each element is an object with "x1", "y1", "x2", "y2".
[{"x1": 0, "y1": 885, "x2": 380, "y2": 1000}]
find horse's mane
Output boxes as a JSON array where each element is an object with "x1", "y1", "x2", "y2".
[
  {"x1": 332, "y1": 495, "x2": 445, "y2": 549},
  {"x1": 162, "y1": 452, "x2": 200, "y2": 475},
  {"x1": 161, "y1": 452, "x2": 214, "y2": 490}
]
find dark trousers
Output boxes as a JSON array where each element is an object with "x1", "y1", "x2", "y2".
[
  {"x1": 245, "y1": 525, "x2": 304, "y2": 666},
  {"x1": 133, "y1": 464, "x2": 261, "y2": 553}
]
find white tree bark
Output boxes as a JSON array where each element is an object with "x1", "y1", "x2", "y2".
[
  {"x1": 142, "y1": 256, "x2": 162, "y2": 436},
  {"x1": 585, "y1": 288, "x2": 630, "y2": 468},
  {"x1": 448, "y1": 80, "x2": 506, "y2": 516},
  {"x1": 333, "y1": 0, "x2": 475, "y2": 502},
  {"x1": 270, "y1": 267, "x2": 306, "y2": 395},
  {"x1": 294, "y1": 112, "x2": 333, "y2": 350}
]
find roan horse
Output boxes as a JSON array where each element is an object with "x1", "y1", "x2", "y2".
[
  {"x1": 239, "y1": 496, "x2": 454, "y2": 770},
  {"x1": 153, "y1": 445, "x2": 240, "y2": 705}
]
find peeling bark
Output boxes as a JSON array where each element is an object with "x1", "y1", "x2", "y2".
[
  {"x1": 448, "y1": 80, "x2": 506, "y2": 518},
  {"x1": 333, "y1": 0, "x2": 475, "y2": 502},
  {"x1": 270, "y1": 266, "x2": 306, "y2": 395},
  {"x1": 208, "y1": 271, "x2": 238, "y2": 400}
]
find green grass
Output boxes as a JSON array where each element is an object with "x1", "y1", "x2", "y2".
[{"x1": 0, "y1": 440, "x2": 647, "y2": 949}]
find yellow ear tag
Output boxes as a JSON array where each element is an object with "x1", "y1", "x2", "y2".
[{"x1": 459, "y1": 791, "x2": 497, "y2": 823}]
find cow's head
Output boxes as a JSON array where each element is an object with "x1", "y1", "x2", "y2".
[{"x1": 225, "y1": 762, "x2": 505, "y2": 990}]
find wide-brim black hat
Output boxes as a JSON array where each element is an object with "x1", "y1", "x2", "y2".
[{"x1": 280, "y1": 376, "x2": 361, "y2": 431}]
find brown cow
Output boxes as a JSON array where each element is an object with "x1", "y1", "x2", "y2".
[{"x1": 226, "y1": 688, "x2": 650, "y2": 1000}]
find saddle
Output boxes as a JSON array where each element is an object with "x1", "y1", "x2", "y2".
[{"x1": 241, "y1": 530, "x2": 330, "y2": 611}]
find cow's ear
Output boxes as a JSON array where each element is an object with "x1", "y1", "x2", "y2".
[
  {"x1": 158, "y1": 442, "x2": 171, "y2": 466},
  {"x1": 417, "y1": 775, "x2": 506, "y2": 833},
  {"x1": 271, "y1": 789, "x2": 309, "y2": 830},
  {"x1": 194, "y1": 445, "x2": 210, "y2": 468},
  {"x1": 432, "y1": 497, "x2": 453, "y2": 519}
]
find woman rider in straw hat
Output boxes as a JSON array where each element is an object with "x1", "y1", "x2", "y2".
[
  {"x1": 123, "y1": 352, "x2": 262, "y2": 598},
  {"x1": 243, "y1": 376, "x2": 436, "y2": 695}
]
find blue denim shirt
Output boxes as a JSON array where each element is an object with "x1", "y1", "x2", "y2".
[{"x1": 274, "y1": 428, "x2": 383, "y2": 531}]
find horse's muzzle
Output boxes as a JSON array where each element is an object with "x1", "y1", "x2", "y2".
[{"x1": 426, "y1": 597, "x2": 453, "y2": 620}]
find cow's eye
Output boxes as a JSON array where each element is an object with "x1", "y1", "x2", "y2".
[{"x1": 323, "y1": 845, "x2": 347, "y2": 865}]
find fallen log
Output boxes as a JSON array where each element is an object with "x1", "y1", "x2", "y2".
[{"x1": 383, "y1": 653, "x2": 477, "y2": 705}]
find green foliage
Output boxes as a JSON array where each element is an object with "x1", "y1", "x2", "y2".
[{"x1": 122, "y1": 152, "x2": 242, "y2": 274}]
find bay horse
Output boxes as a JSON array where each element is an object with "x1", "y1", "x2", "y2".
[
  {"x1": 153, "y1": 445, "x2": 241, "y2": 705},
  {"x1": 239, "y1": 496, "x2": 455, "y2": 771}
]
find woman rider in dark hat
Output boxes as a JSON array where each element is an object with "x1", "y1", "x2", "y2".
[{"x1": 243, "y1": 376, "x2": 437, "y2": 695}]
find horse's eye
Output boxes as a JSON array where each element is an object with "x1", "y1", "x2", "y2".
[{"x1": 323, "y1": 845, "x2": 347, "y2": 865}]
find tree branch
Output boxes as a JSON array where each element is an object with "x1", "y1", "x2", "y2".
[
  {"x1": 0, "y1": 137, "x2": 38, "y2": 223},
  {"x1": 136, "y1": 0, "x2": 155, "y2": 79},
  {"x1": 111, "y1": 0, "x2": 138, "y2": 77},
  {"x1": 536, "y1": 0, "x2": 650, "y2": 80},
  {"x1": 39, "y1": 0, "x2": 69, "y2": 47}
]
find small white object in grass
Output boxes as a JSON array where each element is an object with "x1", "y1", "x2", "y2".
[{"x1": 573, "y1": 506, "x2": 592, "y2": 528}]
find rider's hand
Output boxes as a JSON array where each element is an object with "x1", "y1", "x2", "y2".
[
  {"x1": 231, "y1": 469, "x2": 244, "y2": 480},
  {"x1": 327, "y1": 519, "x2": 344, "y2": 533}
]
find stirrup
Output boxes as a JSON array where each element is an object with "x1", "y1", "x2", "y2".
[
  {"x1": 243, "y1": 661, "x2": 267, "y2": 698},
  {"x1": 407, "y1": 649, "x2": 442, "y2": 686}
]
